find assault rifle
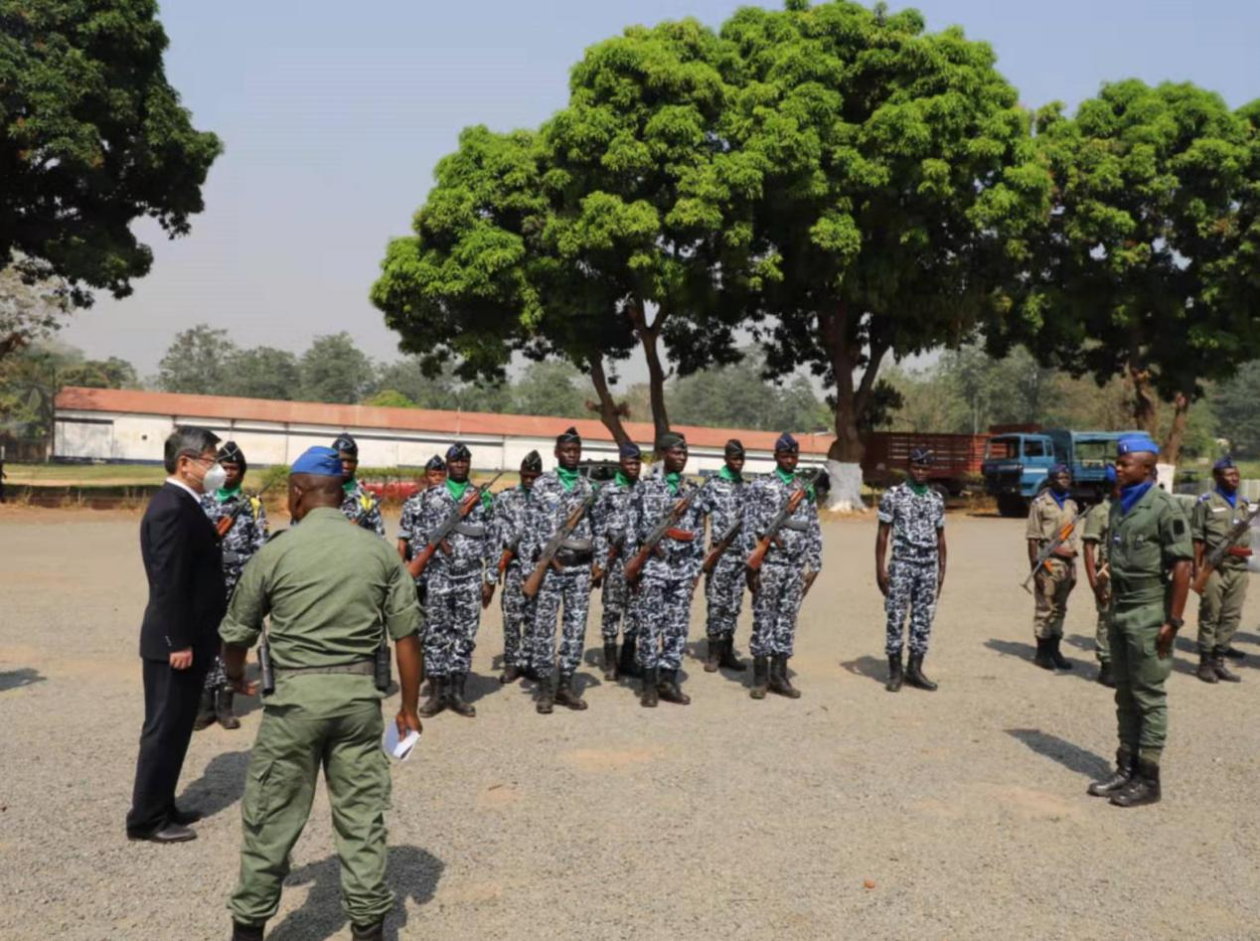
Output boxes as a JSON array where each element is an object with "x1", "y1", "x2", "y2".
[
  {"x1": 406, "y1": 472, "x2": 504, "y2": 580},
  {"x1": 1192, "y1": 503, "x2": 1260, "y2": 595},
  {"x1": 1021, "y1": 503, "x2": 1092, "y2": 594},
  {"x1": 624, "y1": 479, "x2": 709, "y2": 586},
  {"x1": 214, "y1": 480, "x2": 276, "y2": 540},
  {"x1": 695, "y1": 518, "x2": 742, "y2": 588},
  {"x1": 746, "y1": 486, "x2": 809, "y2": 572},
  {"x1": 523, "y1": 489, "x2": 598, "y2": 598}
]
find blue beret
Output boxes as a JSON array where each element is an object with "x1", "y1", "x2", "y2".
[
  {"x1": 331, "y1": 433, "x2": 358, "y2": 456},
  {"x1": 447, "y1": 442, "x2": 471, "y2": 461},
  {"x1": 1104, "y1": 464, "x2": 1118, "y2": 484},
  {"x1": 1214, "y1": 455, "x2": 1236, "y2": 471},
  {"x1": 292, "y1": 446, "x2": 344, "y2": 477},
  {"x1": 1116, "y1": 434, "x2": 1160, "y2": 457},
  {"x1": 909, "y1": 446, "x2": 933, "y2": 466},
  {"x1": 1048, "y1": 463, "x2": 1071, "y2": 476},
  {"x1": 619, "y1": 442, "x2": 642, "y2": 459},
  {"x1": 774, "y1": 432, "x2": 799, "y2": 453}
]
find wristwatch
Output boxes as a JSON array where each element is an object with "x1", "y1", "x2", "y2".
[{"x1": 1168, "y1": 617, "x2": 1185, "y2": 631}]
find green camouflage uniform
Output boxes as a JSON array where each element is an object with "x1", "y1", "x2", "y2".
[
  {"x1": 219, "y1": 507, "x2": 421, "y2": 928},
  {"x1": 1081, "y1": 497, "x2": 1113, "y2": 664},
  {"x1": 1191, "y1": 490, "x2": 1252, "y2": 656},
  {"x1": 1108, "y1": 485, "x2": 1193, "y2": 766},
  {"x1": 1026, "y1": 490, "x2": 1079, "y2": 639}
]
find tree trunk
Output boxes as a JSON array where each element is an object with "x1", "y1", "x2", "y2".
[
  {"x1": 1128, "y1": 362, "x2": 1159, "y2": 436},
  {"x1": 627, "y1": 299, "x2": 670, "y2": 443},
  {"x1": 584, "y1": 356, "x2": 632, "y2": 447},
  {"x1": 1162, "y1": 390, "x2": 1191, "y2": 466},
  {"x1": 818, "y1": 304, "x2": 888, "y2": 512}
]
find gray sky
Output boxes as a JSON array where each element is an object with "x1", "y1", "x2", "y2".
[{"x1": 59, "y1": 0, "x2": 1260, "y2": 383}]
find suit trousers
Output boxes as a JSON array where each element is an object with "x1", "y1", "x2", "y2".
[{"x1": 127, "y1": 656, "x2": 209, "y2": 834}]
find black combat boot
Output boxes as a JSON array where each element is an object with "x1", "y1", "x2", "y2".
[
  {"x1": 418, "y1": 676, "x2": 446, "y2": 718},
  {"x1": 1088, "y1": 748, "x2": 1134, "y2": 797},
  {"x1": 718, "y1": 637, "x2": 747, "y2": 672},
  {"x1": 704, "y1": 637, "x2": 721, "y2": 673},
  {"x1": 1197, "y1": 652, "x2": 1219, "y2": 684},
  {"x1": 448, "y1": 673, "x2": 476, "y2": 717},
  {"x1": 750, "y1": 657, "x2": 769, "y2": 700},
  {"x1": 1049, "y1": 637, "x2": 1073, "y2": 670},
  {"x1": 216, "y1": 685, "x2": 241, "y2": 730},
  {"x1": 1096, "y1": 661, "x2": 1115, "y2": 688},
  {"x1": 658, "y1": 669, "x2": 691, "y2": 705},
  {"x1": 603, "y1": 641, "x2": 619, "y2": 681},
  {"x1": 885, "y1": 653, "x2": 904, "y2": 692},
  {"x1": 1213, "y1": 649, "x2": 1242, "y2": 683},
  {"x1": 231, "y1": 921, "x2": 265, "y2": 941},
  {"x1": 193, "y1": 686, "x2": 217, "y2": 731},
  {"x1": 1109, "y1": 758, "x2": 1161, "y2": 808},
  {"x1": 640, "y1": 667, "x2": 659, "y2": 708},
  {"x1": 500, "y1": 663, "x2": 521, "y2": 684},
  {"x1": 555, "y1": 672, "x2": 589, "y2": 710},
  {"x1": 619, "y1": 635, "x2": 642, "y2": 678},
  {"x1": 905, "y1": 653, "x2": 938, "y2": 691},
  {"x1": 768, "y1": 656, "x2": 801, "y2": 699},
  {"x1": 351, "y1": 920, "x2": 385, "y2": 941},
  {"x1": 535, "y1": 673, "x2": 555, "y2": 714},
  {"x1": 1033, "y1": 638, "x2": 1055, "y2": 670}
]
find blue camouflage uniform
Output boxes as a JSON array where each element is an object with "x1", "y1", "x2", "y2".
[
  {"x1": 491, "y1": 483, "x2": 535, "y2": 673},
  {"x1": 200, "y1": 487, "x2": 268, "y2": 690},
  {"x1": 878, "y1": 482, "x2": 944, "y2": 657},
  {"x1": 592, "y1": 471, "x2": 640, "y2": 645},
  {"x1": 704, "y1": 466, "x2": 747, "y2": 642}
]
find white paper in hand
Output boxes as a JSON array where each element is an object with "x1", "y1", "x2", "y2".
[{"x1": 382, "y1": 722, "x2": 420, "y2": 762}]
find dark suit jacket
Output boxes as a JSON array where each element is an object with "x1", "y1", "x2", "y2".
[{"x1": 138, "y1": 482, "x2": 227, "y2": 661}]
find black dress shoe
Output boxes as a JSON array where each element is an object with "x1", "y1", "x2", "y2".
[
  {"x1": 127, "y1": 822, "x2": 197, "y2": 843},
  {"x1": 168, "y1": 806, "x2": 204, "y2": 826}
]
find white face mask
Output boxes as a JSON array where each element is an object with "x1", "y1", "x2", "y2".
[{"x1": 201, "y1": 463, "x2": 228, "y2": 494}]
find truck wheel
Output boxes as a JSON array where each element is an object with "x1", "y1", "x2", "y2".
[{"x1": 997, "y1": 494, "x2": 1027, "y2": 518}]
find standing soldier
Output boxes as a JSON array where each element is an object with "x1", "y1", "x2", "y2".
[
  {"x1": 397, "y1": 454, "x2": 449, "y2": 613},
  {"x1": 333, "y1": 433, "x2": 386, "y2": 537},
  {"x1": 1082, "y1": 465, "x2": 1120, "y2": 688},
  {"x1": 1191, "y1": 456, "x2": 1250, "y2": 684},
  {"x1": 1088, "y1": 435, "x2": 1191, "y2": 808},
  {"x1": 627, "y1": 432, "x2": 706, "y2": 707},
  {"x1": 492, "y1": 451, "x2": 543, "y2": 684},
  {"x1": 411, "y1": 443, "x2": 495, "y2": 718},
  {"x1": 196, "y1": 442, "x2": 268, "y2": 731},
  {"x1": 701, "y1": 439, "x2": 750, "y2": 673},
  {"x1": 218, "y1": 447, "x2": 423, "y2": 941},
  {"x1": 875, "y1": 447, "x2": 946, "y2": 693},
  {"x1": 743, "y1": 433, "x2": 823, "y2": 700},
  {"x1": 1026, "y1": 464, "x2": 1078, "y2": 671},
  {"x1": 592, "y1": 442, "x2": 643, "y2": 681},
  {"x1": 522, "y1": 427, "x2": 598, "y2": 714},
  {"x1": 422, "y1": 454, "x2": 447, "y2": 491}
]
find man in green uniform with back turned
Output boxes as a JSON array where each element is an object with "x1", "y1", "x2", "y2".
[
  {"x1": 1088, "y1": 435, "x2": 1191, "y2": 809},
  {"x1": 1191, "y1": 455, "x2": 1251, "y2": 684},
  {"x1": 219, "y1": 446, "x2": 423, "y2": 941},
  {"x1": 1081, "y1": 464, "x2": 1120, "y2": 688}
]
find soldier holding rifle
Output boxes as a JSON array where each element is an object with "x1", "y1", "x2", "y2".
[
  {"x1": 491, "y1": 451, "x2": 543, "y2": 684},
  {"x1": 1191, "y1": 455, "x2": 1253, "y2": 684},
  {"x1": 333, "y1": 433, "x2": 386, "y2": 537},
  {"x1": 591, "y1": 442, "x2": 643, "y2": 681},
  {"x1": 1082, "y1": 464, "x2": 1120, "y2": 688},
  {"x1": 700, "y1": 439, "x2": 750, "y2": 674},
  {"x1": 1026, "y1": 463, "x2": 1079, "y2": 671},
  {"x1": 743, "y1": 433, "x2": 823, "y2": 700}
]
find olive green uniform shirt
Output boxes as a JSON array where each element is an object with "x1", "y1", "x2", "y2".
[
  {"x1": 1081, "y1": 497, "x2": 1112, "y2": 563},
  {"x1": 1190, "y1": 490, "x2": 1252, "y2": 570},
  {"x1": 1107, "y1": 486, "x2": 1193, "y2": 606}
]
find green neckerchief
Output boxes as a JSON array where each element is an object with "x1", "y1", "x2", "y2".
[
  {"x1": 342, "y1": 479, "x2": 356, "y2": 495},
  {"x1": 907, "y1": 481, "x2": 929, "y2": 496},
  {"x1": 446, "y1": 478, "x2": 470, "y2": 501},
  {"x1": 615, "y1": 470, "x2": 637, "y2": 488},
  {"x1": 775, "y1": 467, "x2": 795, "y2": 486},
  {"x1": 665, "y1": 471, "x2": 682, "y2": 495},
  {"x1": 719, "y1": 465, "x2": 742, "y2": 483},
  {"x1": 215, "y1": 484, "x2": 242, "y2": 503},
  {"x1": 556, "y1": 466, "x2": 580, "y2": 491}
]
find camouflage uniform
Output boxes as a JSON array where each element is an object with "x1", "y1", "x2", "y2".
[
  {"x1": 491, "y1": 485, "x2": 535, "y2": 671},
  {"x1": 703, "y1": 470, "x2": 746, "y2": 641},
  {"x1": 743, "y1": 472, "x2": 823, "y2": 659},
  {"x1": 1026, "y1": 489, "x2": 1079, "y2": 639},
  {"x1": 521, "y1": 472, "x2": 598, "y2": 679},
  {"x1": 628, "y1": 475, "x2": 707, "y2": 672},
  {"x1": 341, "y1": 478, "x2": 386, "y2": 537},
  {"x1": 409, "y1": 481, "x2": 495, "y2": 677},
  {"x1": 592, "y1": 473, "x2": 639, "y2": 644},
  {"x1": 200, "y1": 489, "x2": 268, "y2": 688},
  {"x1": 1081, "y1": 496, "x2": 1114, "y2": 665},
  {"x1": 877, "y1": 482, "x2": 944, "y2": 656},
  {"x1": 397, "y1": 492, "x2": 430, "y2": 606},
  {"x1": 1192, "y1": 489, "x2": 1252, "y2": 657}
]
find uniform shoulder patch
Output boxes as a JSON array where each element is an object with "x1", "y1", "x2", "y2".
[{"x1": 1173, "y1": 518, "x2": 1186, "y2": 536}]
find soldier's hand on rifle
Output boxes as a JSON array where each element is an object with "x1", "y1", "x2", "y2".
[
  {"x1": 746, "y1": 566, "x2": 761, "y2": 594},
  {"x1": 591, "y1": 565, "x2": 605, "y2": 589},
  {"x1": 481, "y1": 582, "x2": 495, "y2": 609},
  {"x1": 877, "y1": 567, "x2": 890, "y2": 598}
]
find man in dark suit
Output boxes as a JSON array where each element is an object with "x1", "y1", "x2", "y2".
[{"x1": 126, "y1": 425, "x2": 229, "y2": 843}]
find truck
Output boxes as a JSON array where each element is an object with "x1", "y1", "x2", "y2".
[
  {"x1": 861, "y1": 432, "x2": 989, "y2": 496},
  {"x1": 982, "y1": 428, "x2": 1141, "y2": 517}
]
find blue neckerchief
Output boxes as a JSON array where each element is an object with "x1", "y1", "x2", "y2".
[
  {"x1": 1048, "y1": 489, "x2": 1067, "y2": 509},
  {"x1": 1217, "y1": 487, "x2": 1238, "y2": 509},
  {"x1": 1119, "y1": 481, "x2": 1153, "y2": 516}
]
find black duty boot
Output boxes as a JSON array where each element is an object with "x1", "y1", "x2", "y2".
[
  {"x1": 905, "y1": 653, "x2": 938, "y2": 691},
  {"x1": 1213, "y1": 650, "x2": 1242, "y2": 683},
  {"x1": 619, "y1": 635, "x2": 642, "y2": 679},
  {"x1": 768, "y1": 656, "x2": 801, "y2": 699},
  {"x1": 703, "y1": 637, "x2": 721, "y2": 673},
  {"x1": 555, "y1": 672, "x2": 589, "y2": 710},
  {"x1": 1096, "y1": 661, "x2": 1115, "y2": 688},
  {"x1": 193, "y1": 686, "x2": 216, "y2": 731},
  {"x1": 216, "y1": 685, "x2": 242, "y2": 730},
  {"x1": 885, "y1": 653, "x2": 904, "y2": 692},
  {"x1": 640, "y1": 667, "x2": 659, "y2": 708},
  {"x1": 603, "y1": 642, "x2": 619, "y2": 681},
  {"x1": 1033, "y1": 638, "x2": 1054, "y2": 670},
  {"x1": 351, "y1": 920, "x2": 385, "y2": 941},
  {"x1": 1197, "y1": 652, "x2": 1219, "y2": 684},
  {"x1": 750, "y1": 656, "x2": 769, "y2": 700},
  {"x1": 500, "y1": 661, "x2": 522, "y2": 684},
  {"x1": 658, "y1": 669, "x2": 691, "y2": 705},
  {"x1": 231, "y1": 921, "x2": 265, "y2": 941},
  {"x1": 718, "y1": 637, "x2": 747, "y2": 672},
  {"x1": 535, "y1": 674, "x2": 555, "y2": 714},
  {"x1": 1049, "y1": 637, "x2": 1073, "y2": 670},
  {"x1": 448, "y1": 673, "x2": 476, "y2": 717},
  {"x1": 1088, "y1": 749, "x2": 1134, "y2": 797},
  {"x1": 1222, "y1": 645, "x2": 1246, "y2": 662},
  {"x1": 1110, "y1": 759, "x2": 1161, "y2": 808},
  {"x1": 418, "y1": 676, "x2": 446, "y2": 718}
]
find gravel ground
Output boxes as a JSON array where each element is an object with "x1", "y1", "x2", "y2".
[{"x1": 2, "y1": 505, "x2": 1259, "y2": 941}]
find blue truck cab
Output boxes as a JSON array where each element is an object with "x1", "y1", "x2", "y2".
[{"x1": 982, "y1": 429, "x2": 1141, "y2": 518}]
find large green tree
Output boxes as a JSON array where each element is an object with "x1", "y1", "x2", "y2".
[
  {"x1": 299, "y1": 332, "x2": 374, "y2": 405},
  {"x1": 0, "y1": 0, "x2": 221, "y2": 315},
  {"x1": 1211, "y1": 361, "x2": 1260, "y2": 458},
  {"x1": 156, "y1": 324, "x2": 237, "y2": 394},
  {"x1": 225, "y1": 346, "x2": 301, "y2": 401}
]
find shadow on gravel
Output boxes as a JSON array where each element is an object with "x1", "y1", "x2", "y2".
[
  {"x1": 840, "y1": 656, "x2": 888, "y2": 685},
  {"x1": 178, "y1": 750, "x2": 251, "y2": 819},
  {"x1": 0, "y1": 667, "x2": 45, "y2": 692},
  {"x1": 1064, "y1": 634, "x2": 1099, "y2": 654},
  {"x1": 682, "y1": 640, "x2": 753, "y2": 686},
  {"x1": 983, "y1": 639, "x2": 1095, "y2": 680},
  {"x1": 267, "y1": 844, "x2": 445, "y2": 941},
  {"x1": 463, "y1": 670, "x2": 501, "y2": 705},
  {"x1": 1005, "y1": 728, "x2": 1110, "y2": 780}
]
